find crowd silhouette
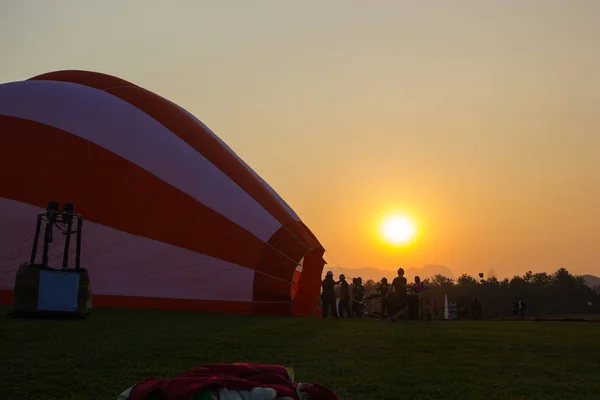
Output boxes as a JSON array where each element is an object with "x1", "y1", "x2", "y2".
[{"x1": 339, "y1": 268, "x2": 599, "y2": 319}]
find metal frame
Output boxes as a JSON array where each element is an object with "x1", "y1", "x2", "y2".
[{"x1": 29, "y1": 208, "x2": 84, "y2": 270}]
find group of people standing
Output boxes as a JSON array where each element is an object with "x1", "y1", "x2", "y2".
[
  {"x1": 320, "y1": 271, "x2": 366, "y2": 318},
  {"x1": 447, "y1": 297, "x2": 483, "y2": 320},
  {"x1": 321, "y1": 268, "x2": 415, "y2": 322}
]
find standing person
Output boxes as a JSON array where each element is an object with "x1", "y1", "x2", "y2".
[
  {"x1": 449, "y1": 302, "x2": 457, "y2": 320},
  {"x1": 353, "y1": 277, "x2": 365, "y2": 318},
  {"x1": 388, "y1": 268, "x2": 409, "y2": 323},
  {"x1": 413, "y1": 276, "x2": 426, "y2": 293},
  {"x1": 350, "y1": 278, "x2": 358, "y2": 318},
  {"x1": 337, "y1": 274, "x2": 351, "y2": 318},
  {"x1": 518, "y1": 297, "x2": 527, "y2": 320},
  {"x1": 458, "y1": 302, "x2": 466, "y2": 320},
  {"x1": 471, "y1": 296, "x2": 483, "y2": 320},
  {"x1": 349, "y1": 277, "x2": 356, "y2": 317},
  {"x1": 413, "y1": 276, "x2": 428, "y2": 320},
  {"x1": 425, "y1": 299, "x2": 432, "y2": 321},
  {"x1": 376, "y1": 277, "x2": 390, "y2": 318},
  {"x1": 321, "y1": 271, "x2": 339, "y2": 319}
]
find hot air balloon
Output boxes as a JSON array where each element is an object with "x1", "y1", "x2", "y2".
[{"x1": 0, "y1": 70, "x2": 325, "y2": 316}]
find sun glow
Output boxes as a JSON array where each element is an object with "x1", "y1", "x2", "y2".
[{"x1": 380, "y1": 214, "x2": 417, "y2": 245}]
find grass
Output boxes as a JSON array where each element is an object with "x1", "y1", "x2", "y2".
[{"x1": 1, "y1": 305, "x2": 599, "y2": 400}]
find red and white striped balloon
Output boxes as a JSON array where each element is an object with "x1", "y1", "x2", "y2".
[{"x1": 0, "y1": 70, "x2": 325, "y2": 316}]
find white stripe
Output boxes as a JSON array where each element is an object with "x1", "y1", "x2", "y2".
[
  {"x1": 296, "y1": 257, "x2": 304, "y2": 272},
  {"x1": 0, "y1": 80, "x2": 282, "y2": 242},
  {"x1": 0, "y1": 198, "x2": 255, "y2": 301}
]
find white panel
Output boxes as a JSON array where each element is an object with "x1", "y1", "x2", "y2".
[
  {"x1": 37, "y1": 270, "x2": 80, "y2": 312},
  {"x1": 0, "y1": 198, "x2": 255, "y2": 301},
  {"x1": 296, "y1": 257, "x2": 304, "y2": 272},
  {"x1": 0, "y1": 80, "x2": 281, "y2": 241}
]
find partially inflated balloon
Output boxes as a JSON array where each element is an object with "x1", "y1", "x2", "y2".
[{"x1": 0, "y1": 70, "x2": 325, "y2": 316}]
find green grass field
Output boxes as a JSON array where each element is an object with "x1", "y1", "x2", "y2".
[{"x1": 1, "y1": 306, "x2": 599, "y2": 400}]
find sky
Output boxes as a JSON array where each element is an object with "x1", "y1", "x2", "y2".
[{"x1": 2, "y1": 1, "x2": 600, "y2": 279}]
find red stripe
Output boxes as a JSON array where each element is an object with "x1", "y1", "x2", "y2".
[
  {"x1": 251, "y1": 301, "x2": 291, "y2": 316},
  {"x1": 0, "y1": 290, "x2": 11, "y2": 305},
  {"x1": 291, "y1": 248, "x2": 326, "y2": 316},
  {"x1": 264, "y1": 225, "x2": 308, "y2": 263},
  {"x1": 94, "y1": 294, "x2": 255, "y2": 314},
  {"x1": 291, "y1": 271, "x2": 301, "y2": 299},
  {"x1": 0, "y1": 289, "x2": 295, "y2": 316},
  {"x1": 31, "y1": 70, "x2": 134, "y2": 90},
  {"x1": 28, "y1": 70, "x2": 319, "y2": 252},
  {"x1": 0, "y1": 116, "x2": 296, "y2": 279},
  {"x1": 300, "y1": 221, "x2": 323, "y2": 249},
  {"x1": 253, "y1": 273, "x2": 294, "y2": 302}
]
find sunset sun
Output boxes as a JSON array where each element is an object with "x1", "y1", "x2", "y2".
[{"x1": 380, "y1": 215, "x2": 417, "y2": 245}]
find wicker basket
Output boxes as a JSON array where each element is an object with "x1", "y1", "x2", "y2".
[{"x1": 13, "y1": 263, "x2": 91, "y2": 318}]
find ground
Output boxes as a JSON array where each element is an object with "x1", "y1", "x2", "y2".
[{"x1": 1, "y1": 306, "x2": 599, "y2": 400}]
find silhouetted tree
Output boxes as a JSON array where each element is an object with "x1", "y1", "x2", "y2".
[
  {"x1": 553, "y1": 268, "x2": 575, "y2": 286},
  {"x1": 486, "y1": 276, "x2": 499, "y2": 285},
  {"x1": 430, "y1": 274, "x2": 454, "y2": 287},
  {"x1": 417, "y1": 268, "x2": 600, "y2": 318},
  {"x1": 457, "y1": 274, "x2": 478, "y2": 286},
  {"x1": 532, "y1": 272, "x2": 552, "y2": 286}
]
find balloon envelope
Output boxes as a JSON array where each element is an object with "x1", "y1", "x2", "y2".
[{"x1": 0, "y1": 70, "x2": 325, "y2": 316}]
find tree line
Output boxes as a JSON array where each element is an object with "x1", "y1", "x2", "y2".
[{"x1": 359, "y1": 268, "x2": 600, "y2": 318}]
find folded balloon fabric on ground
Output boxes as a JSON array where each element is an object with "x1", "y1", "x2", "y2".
[
  {"x1": 119, "y1": 387, "x2": 283, "y2": 400},
  {"x1": 117, "y1": 363, "x2": 339, "y2": 400}
]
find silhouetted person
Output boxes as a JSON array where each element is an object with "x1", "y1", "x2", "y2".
[
  {"x1": 413, "y1": 276, "x2": 426, "y2": 293},
  {"x1": 432, "y1": 300, "x2": 439, "y2": 318},
  {"x1": 518, "y1": 297, "x2": 527, "y2": 320},
  {"x1": 425, "y1": 299, "x2": 432, "y2": 321},
  {"x1": 349, "y1": 277, "x2": 356, "y2": 317},
  {"x1": 321, "y1": 271, "x2": 339, "y2": 319},
  {"x1": 337, "y1": 274, "x2": 351, "y2": 318},
  {"x1": 389, "y1": 268, "x2": 409, "y2": 322},
  {"x1": 471, "y1": 296, "x2": 483, "y2": 320},
  {"x1": 376, "y1": 277, "x2": 390, "y2": 318},
  {"x1": 449, "y1": 302, "x2": 457, "y2": 319},
  {"x1": 458, "y1": 302, "x2": 466, "y2": 320},
  {"x1": 352, "y1": 277, "x2": 365, "y2": 317}
]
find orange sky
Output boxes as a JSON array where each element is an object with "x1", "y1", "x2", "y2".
[{"x1": 2, "y1": 1, "x2": 599, "y2": 279}]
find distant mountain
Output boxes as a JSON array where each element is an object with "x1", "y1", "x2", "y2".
[
  {"x1": 324, "y1": 265, "x2": 455, "y2": 282},
  {"x1": 582, "y1": 275, "x2": 600, "y2": 288}
]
